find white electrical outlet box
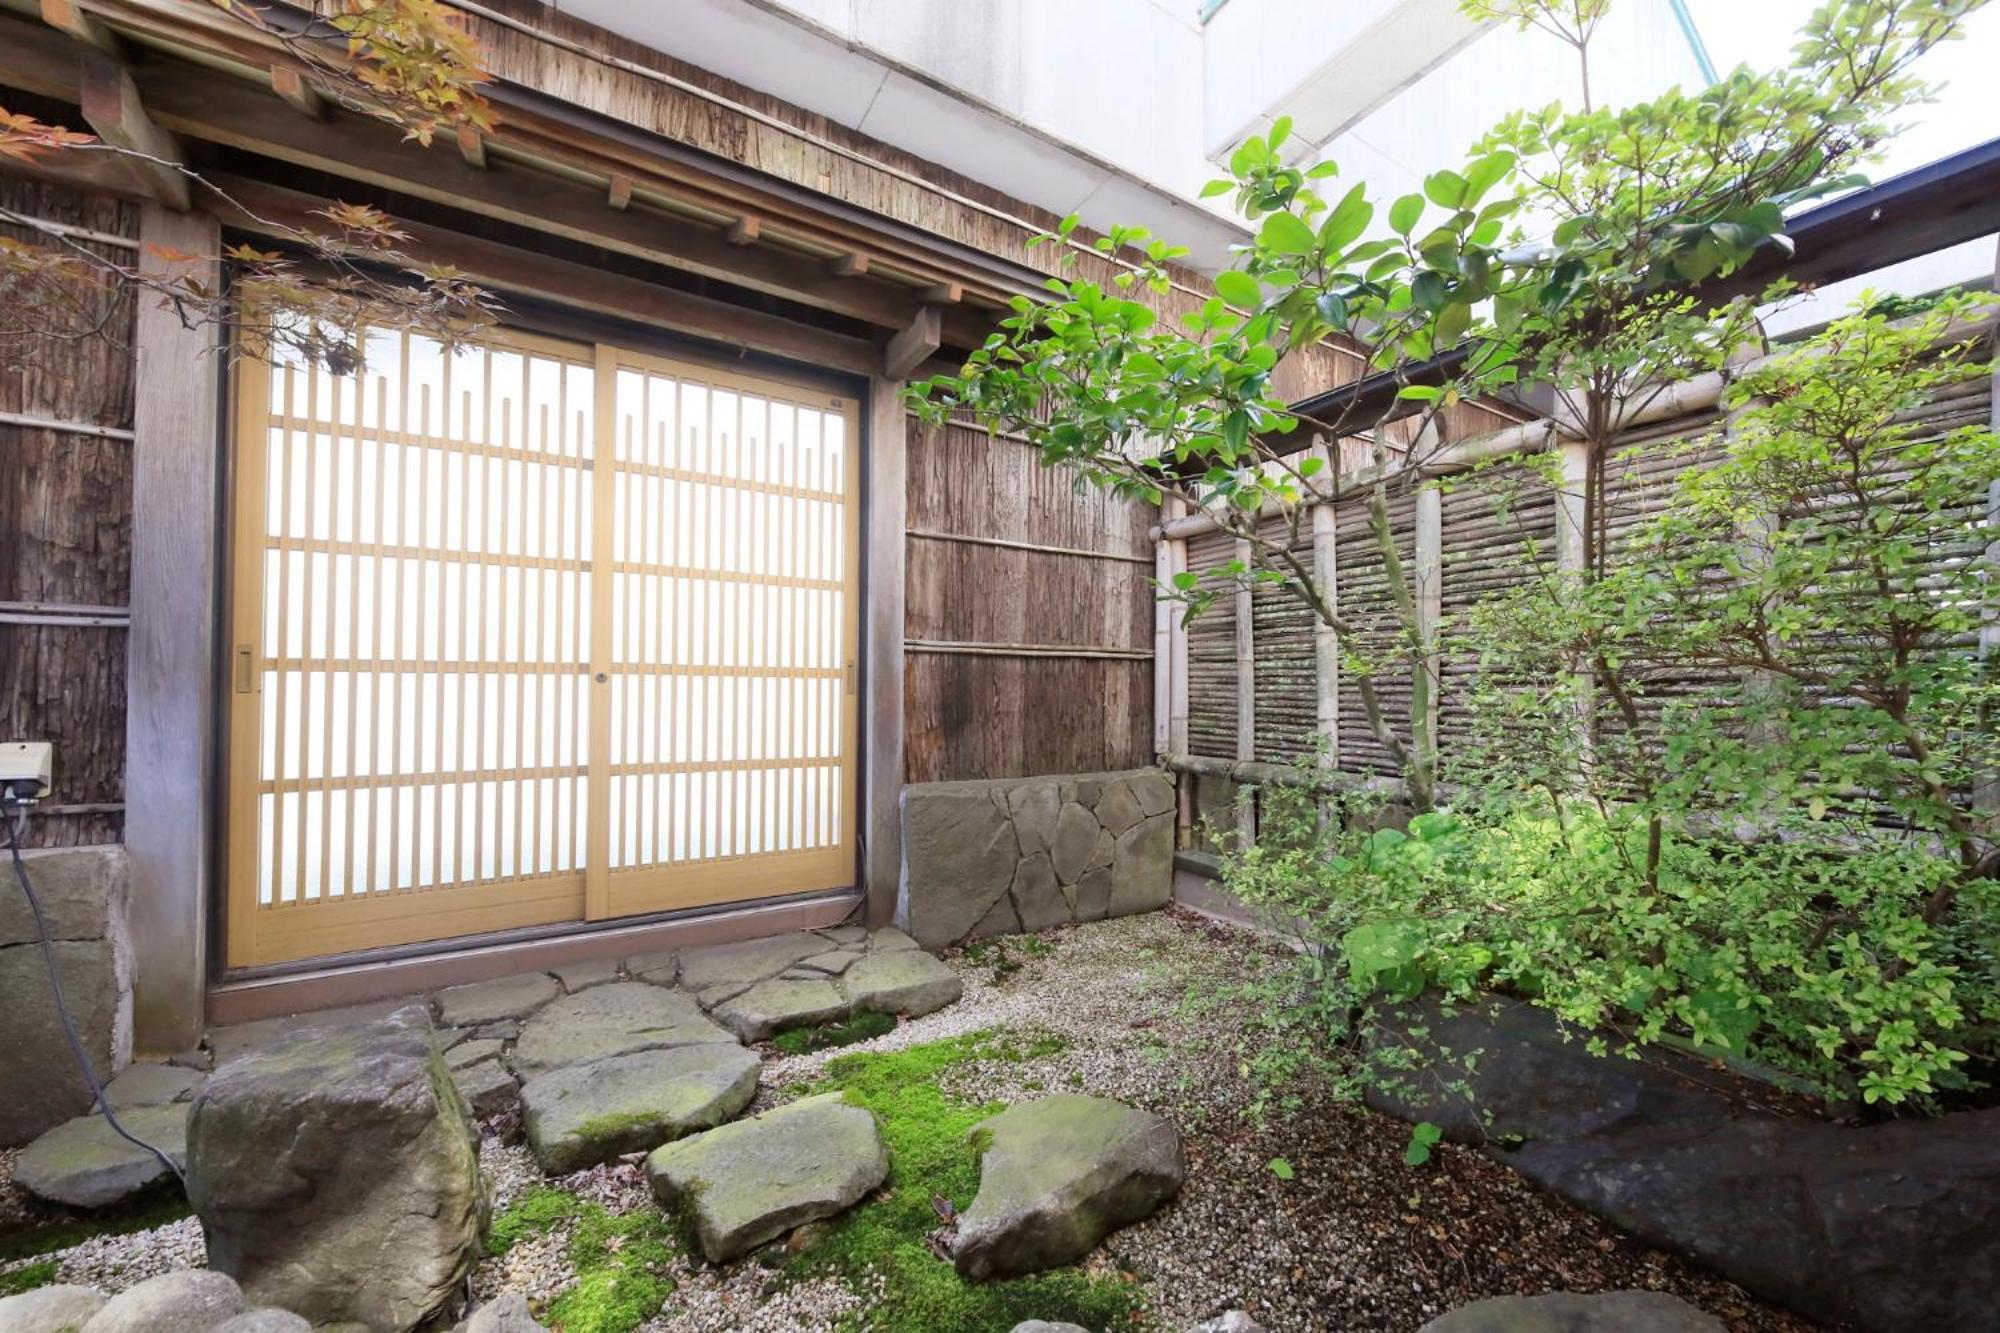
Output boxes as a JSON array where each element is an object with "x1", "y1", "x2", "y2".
[{"x1": 0, "y1": 742, "x2": 53, "y2": 801}]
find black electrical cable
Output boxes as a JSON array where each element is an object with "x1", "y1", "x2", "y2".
[{"x1": 3, "y1": 788, "x2": 187, "y2": 1193}]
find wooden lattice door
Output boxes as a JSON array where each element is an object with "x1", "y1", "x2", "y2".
[{"x1": 224, "y1": 326, "x2": 858, "y2": 968}]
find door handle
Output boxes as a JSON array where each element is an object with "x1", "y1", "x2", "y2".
[{"x1": 234, "y1": 645, "x2": 255, "y2": 693}]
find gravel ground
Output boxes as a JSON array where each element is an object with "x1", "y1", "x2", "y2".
[{"x1": 3, "y1": 909, "x2": 1818, "y2": 1331}]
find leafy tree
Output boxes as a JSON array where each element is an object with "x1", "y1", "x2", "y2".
[
  {"x1": 910, "y1": 0, "x2": 1985, "y2": 815},
  {"x1": 1, "y1": 0, "x2": 501, "y2": 371}
]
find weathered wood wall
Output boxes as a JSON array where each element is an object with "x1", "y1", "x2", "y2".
[
  {"x1": 903, "y1": 414, "x2": 1154, "y2": 782},
  {"x1": 0, "y1": 174, "x2": 136, "y2": 847}
]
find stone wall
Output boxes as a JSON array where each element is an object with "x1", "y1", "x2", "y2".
[
  {"x1": 1368, "y1": 996, "x2": 2000, "y2": 1333},
  {"x1": 0, "y1": 846, "x2": 132, "y2": 1146},
  {"x1": 897, "y1": 769, "x2": 1176, "y2": 950}
]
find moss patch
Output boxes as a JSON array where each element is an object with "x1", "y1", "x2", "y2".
[
  {"x1": 771, "y1": 1009, "x2": 898, "y2": 1056},
  {"x1": 487, "y1": 1188, "x2": 677, "y2": 1333},
  {"x1": 0, "y1": 1189, "x2": 191, "y2": 1267},
  {"x1": 0, "y1": 1259, "x2": 58, "y2": 1296},
  {"x1": 785, "y1": 1029, "x2": 1143, "y2": 1333}
]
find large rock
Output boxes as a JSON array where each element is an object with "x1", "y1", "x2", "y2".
[
  {"x1": 711, "y1": 978, "x2": 847, "y2": 1041},
  {"x1": 0, "y1": 846, "x2": 132, "y2": 1147},
  {"x1": 510, "y1": 983, "x2": 737, "y2": 1080},
  {"x1": 897, "y1": 783, "x2": 1019, "y2": 948},
  {"x1": 521, "y1": 1044, "x2": 760, "y2": 1173},
  {"x1": 14, "y1": 1103, "x2": 188, "y2": 1207},
  {"x1": 79, "y1": 1270, "x2": 244, "y2": 1333},
  {"x1": 840, "y1": 950, "x2": 962, "y2": 1018},
  {"x1": 0, "y1": 1284, "x2": 107, "y2": 1332},
  {"x1": 186, "y1": 1009, "x2": 486, "y2": 1333},
  {"x1": 647, "y1": 1092, "x2": 888, "y2": 1263},
  {"x1": 212, "y1": 1311, "x2": 314, "y2": 1333},
  {"x1": 953, "y1": 1095, "x2": 1184, "y2": 1280},
  {"x1": 453, "y1": 1058, "x2": 521, "y2": 1120},
  {"x1": 206, "y1": 999, "x2": 413, "y2": 1065},
  {"x1": 1416, "y1": 1291, "x2": 1725, "y2": 1332},
  {"x1": 434, "y1": 972, "x2": 560, "y2": 1027},
  {"x1": 454, "y1": 1292, "x2": 549, "y2": 1332},
  {"x1": 1373, "y1": 996, "x2": 2000, "y2": 1333}
]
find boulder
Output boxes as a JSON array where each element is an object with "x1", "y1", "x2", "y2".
[
  {"x1": 521, "y1": 1044, "x2": 760, "y2": 1173},
  {"x1": 454, "y1": 1292, "x2": 549, "y2": 1332},
  {"x1": 78, "y1": 1270, "x2": 244, "y2": 1333},
  {"x1": 953, "y1": 1095, "x2": 1184, "y2": 1281},
  {"x1": 712, "y1": 979, "x2": 847, "y2": 1041},
  {"x1": 510, "y1": 984, "x2": 737, "y2": 1080},
  {"x1": 205, "y1": 999, "x2": 413, "y2": 1065},
  {"x1": 213, "y1": 1311, "x2": 314, "y2": 1333},
  {"x1": 434, "y1": 973, "x2": 560, "y2": 1027},
  {"x1": 1416, "y1": 1292, "x2": 1725, "y2": 1332},
  {"x1": 647, "y1": 1092, "x2": 888, "y2": 1263},
  {"x1": 186, "y1": 1010, "x2": 486, "y2": 1333},
  {"x1": 840, "y1": 950, "x2": 963, "y2": 1018},
  {"x1": 99, "y1": 1063, "x2": 202, "y2": 1110},
  {"x1": 0, "y1": 846, "x2": 132, "y2": 1147},
  {"x1": 0, "y1": 1284, "x2": 107, "y2": 1332},
  {"x1": 677, "y1": 934, "x2": 828, "y2": 993},
  {"x1": 14, "y1": 1103, "x2": 188, "y2": 1208}
]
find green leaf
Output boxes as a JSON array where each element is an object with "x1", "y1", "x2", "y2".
[
  {"x1": 1259, "y1": 211, "x2": 1319, "y2": 256},
  {"x1": 1405, "y1": 1122, "x2": 1444, "y2": 1167},
  {"x1": 1305, "y1": 159, "x2": 1341, "y2": 179},
  {"x1": 1460, "y1": 151, "x2": 1515, "y2": 206},
  {"x1": 1213, "y1": 269, "x2": 1262, "y2": 309},
  {"x1": 1434, "y1": 299, "x2": 1471, "y2": 347},
  {"x1": 1318, "y1": 184, "x2": 1373, "y2": 256},
  {"x1": 1411, "y1": 270, "x2": 1448, "y2": 313},
  {"x1": 1389, "y1": 193, "x2": 1425, "y2": 237},
  {"x1": 1423, "y1": 169, "x2": 1467, "y2": 209},
  {"x1": 1267, "y1": 1157, "x2": 1295, "y2": 1181},
  {"x1": 1199, "y1": 178, "x2": 1234, "y2": 199},
  {"x1": 1314, "y1": 292, "x2": 1350, "y2": 330},
  {"x1": 1269, "y1": 114, "x2": 1293, "y2": 151}
]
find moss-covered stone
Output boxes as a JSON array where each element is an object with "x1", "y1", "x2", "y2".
[{"x1": 520, "y1": 1045, "x2": 759, "y2": 1174}]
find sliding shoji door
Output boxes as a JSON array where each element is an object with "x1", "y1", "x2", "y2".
[
  {"x1": 593, "y1": 346, "x2": 859, "y2": 921},
  {"x1": 225, "y1": 326, "x2": 858, "y2": 968}
]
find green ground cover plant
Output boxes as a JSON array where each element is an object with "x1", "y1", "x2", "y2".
[
  {"x1": 784, "y1": 1029, "x2": 1143, "y2": 1333},
  {"x1": 486, "y1": 1188, "x2": 678, "y2": 1333},
  {"x1": 771, "y1": 1009, "x2": 897, "y2": 1056},
  {"x1": 0, "y1": 1259, "x2": 57, "y2": 1296}
]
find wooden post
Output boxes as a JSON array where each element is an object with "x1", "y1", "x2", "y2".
[
  {"x1": 124, "y1": 203, "x2": 219, "y2": 1053},
  {"x1": 1980, "y1": 248, "x2": 2000, "y2": 825},
  {"x1": 865, "y1": 377, "x2": 908, "y2": 927},
  {"x1": 1153, "y1": 507, "x2": 1173, "y2": 760},
  {"x1": 1415, "y1": 483, "x2": 1443, "y2": 771},
  {"x1": 1234, "y1": 536, "x2": 1256, "y2": 844},
  {"x1": 1312, "y1": 465, "x2": 1339, "y2": 766},
  {"x1": 1164, "y1": 500, "x2": 1192, "y2": 844}
]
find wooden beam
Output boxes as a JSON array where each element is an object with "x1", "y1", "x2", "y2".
[
  {"x1": 210, "y1": 175, "x2": 881, "y2": 377},
  {"x1": 39, "y1": 0, "x2": 118, "y2": 53},
  {"x1": 828, "y1": 251, "x2": 869, "y2": 278},
  {"x1": 78, "y1": 50, "x2": 190, "y2": 210},
  {"x1": 125, "y1": 200, "x2": 219, "y2": 1053},
  {"x1": 455, "y1": 125, "x2": 487, "y2": 169},
  {"x1": 606, "y1": 172, "x2": 633, "y2": 210},
  {"x1": 726, "y1": 215, "x2": 760, "y2": 245},
  {"x1": 920, "y1": 281, "x2": 963, "y2": 305},
  {"x1": 269, "y1": 65, "x2": 327, "y2": 120},
  {"x1": 865, "y1": 376, "x2": 907, "y2": 930},
  {"x1": 882, "y1": 304, "x2": 941, "y2": 379}
]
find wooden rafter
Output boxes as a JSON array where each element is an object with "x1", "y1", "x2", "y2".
[
  {"x1": 455, "y1": 125, "x2": 486, "y2": 169},
  {"x1": 725, "y1": 215, "x2": 760, "y2": 246},
  {"x1": 269, "y1": 65, "x2": 327, "y2": 119},
  {"x1": 606, "y1": 172, "x2": 633, "y2": 210},
  {"x1": 77, "y1": 50, "x2": 190, "y2": 209},
  {"x1": 828, "y1": 252, "x2": 868, "y2": 278},
  {"x1": 882, "y1": 304, "x2": 941, "y2": 379},
  {"x1": 920, "y1": 281, "x2": 963, "y2": 305},
  {"x1": 38, "y1": 0, "x2": 116, "y2": 52}
]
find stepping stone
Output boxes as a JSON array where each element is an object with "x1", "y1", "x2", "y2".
[
  {"x1": 446, "y1": 1038, "x2": 505, "y2": 1072},
  {"x1": 521, "y1": 1044, "x2": 761, "y2": 1173},
  {"x1": 841, "y1": 950, "x2": 962, "y2": 1017},
  {"x1": 952, "y1": 1094, "x2": 1184, "y2": 1280},
  {"x1": 648, "y1": 1092, "x2": 888, "y2": 1263},
  {"x1": 712, "y1": 978, "x2": 848, "y2": 1041},
  {"x1": 76, "y1": 1269, "x2": 244, "y2": 1333},
  {"x1": 510, "y1": 983, "x2": 738, "y2": 1080},
  {"x1": 1009, "y1": 1324, "x2": 1090, "y2": 1333},
  {"x1": 435, "y1": 972, "x2": 561, "y2": 1027},
  {"x1": 798, "y1": 950, "x2": 863, "y2": 975},
  {"x1": 552, "y1": 958, "x2": 622, "y2": 992},
  {"x1": 470, "y1": 1019, "x2": 523, "y2": 1042},
  {"x1": 677, "y1": 932, "x2": 829, "y2": 992},
  {"x1": 13, "y1": 1103, "x2": 189, "y2": 1207},
  {"x1": 102, "y1": 1062, "x2": 203, "y2": 1108},
  {"x1": 816, "y1": 925, "x2": 868, "y2": 947},
  {"x1": 869, "y1": 927, "x2": 920, "y2": 952},
  {"x1": 454, "y1": 1059, "x2": 520, "y2": 1119},
  {"x1": 216, "y1": 1311, "x2": 313, "y2": 1333},
  {"x1": 0, "y1": 1284, "x2": 107, "y2": 1331},
  {"x1": 1417, "y1": 1292, "x2": 1726, "y2": 1332},
  {"x1": 456, "y1": 1291, "x2": 549, "y2": 1332},
  {"x1": 207, "y1": 999, "x2": 416, "y2": 1064},
  {"x1": 623, "y1": 950, "x2": 678, "y2": 984}
]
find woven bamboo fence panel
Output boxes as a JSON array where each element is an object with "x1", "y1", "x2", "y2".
[
  {"x1": 1252, "y1": 512, "x2": 1319, "y2": 762},
  {"x1": 1332, "y1": 487, "x2": 1418, "y2": 778},
  {"x1": 1185, "y1": 527, "x2": 1239, "y2": 759}
]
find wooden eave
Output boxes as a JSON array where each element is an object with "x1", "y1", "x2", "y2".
[{"x1": 0, "y1": 0, "x2": 1050, "y2": 352}]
